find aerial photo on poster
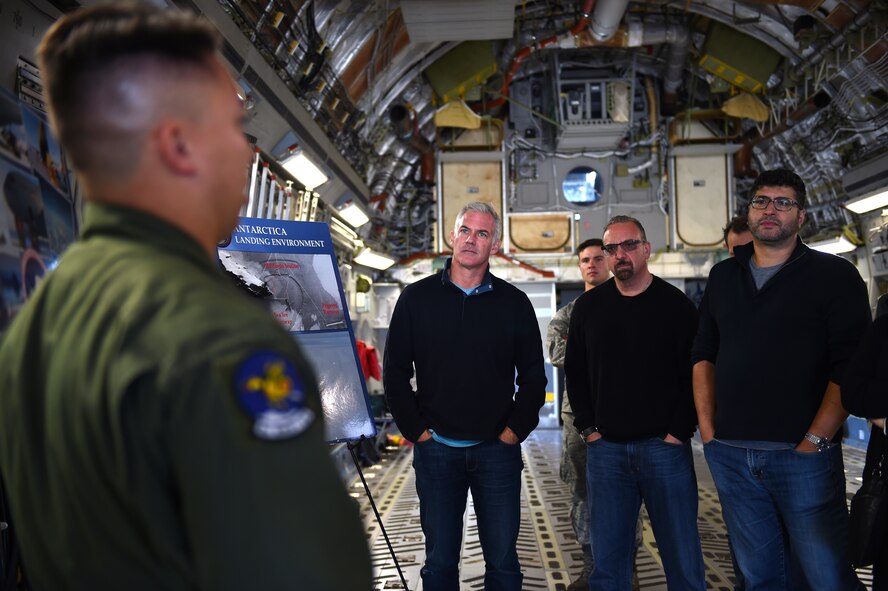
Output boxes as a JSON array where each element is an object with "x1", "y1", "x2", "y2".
[{"x1": 220, "y1": 250, "x2": 345, "y2": 331}]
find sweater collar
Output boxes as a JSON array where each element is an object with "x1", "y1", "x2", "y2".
[
  {"x1": 733, "y1": 236, "x2": 809, "y2": 268},
  {"x1": 441, "y1": 257, "x2": 495, "y2": 295}
]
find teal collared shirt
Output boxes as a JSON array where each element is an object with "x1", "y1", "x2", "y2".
[{"x1": 441, "y1": 257, "x2": 495, "y2": 296}]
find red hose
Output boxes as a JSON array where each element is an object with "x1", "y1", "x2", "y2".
[{"x1": 481, "y1": 0, "x2": 595, "y2": 111}]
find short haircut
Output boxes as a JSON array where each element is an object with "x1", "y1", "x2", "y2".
[
  {"x1": 603, "y1": 215, "x2": 647, "y2": 242},
  {"x1": 749, "y1": 168, "x2": 807, "y2": 209},
  {"x1": 454, "y1": 202, "x2": 501, "y2": 243},
  {"x1": 722, "y1": 215, "x2": 749, "y2": 245},
  {"x1": 576, "y1": 238, "x2": 604, "y2": 257},
  {"x1": 37, "y1": 2, "x2": 221, "y2": 178}
]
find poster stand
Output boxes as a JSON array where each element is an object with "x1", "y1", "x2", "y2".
[
  {"x1": 347, "y1": 435, "x2": 410, "y2": 590},
  {"x1": 221, "y1": 218, "x2": 405, "y2": 584}
]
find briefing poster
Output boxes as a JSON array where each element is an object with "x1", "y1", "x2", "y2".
[
  {"x1": 219, "y1": 217, "x2": 376, "y2": 443},
  {"x1": 0, "y1": 87, "x2": 77, "y2": 334}
]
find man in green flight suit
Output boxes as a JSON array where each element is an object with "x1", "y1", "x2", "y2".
[{"x1": 0, "y1": 3, "x2": 372, "y2": 589}]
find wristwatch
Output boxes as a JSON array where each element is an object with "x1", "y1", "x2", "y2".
[
  {"x1": 803, "y1": 432, "x2": 831, "y2": 452},
  {"x1": 580, "y1": 426, "x2": 598, "y2": 439}
]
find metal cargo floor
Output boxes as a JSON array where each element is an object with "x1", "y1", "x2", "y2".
[{"x1": 352, "y1": 430, "x2": 873, "y2": 590}]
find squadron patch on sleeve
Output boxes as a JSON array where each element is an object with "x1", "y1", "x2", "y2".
[{"x1": 235, "y1": 351, "x2": 315, "y2": 440}]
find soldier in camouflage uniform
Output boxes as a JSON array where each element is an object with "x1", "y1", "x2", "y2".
[
  {"x1": 547, "y1": 239, "x2": 609, "y2": 591},
  {"x1": 549, "y1": 238, "x2": 643, "y2": 591}
]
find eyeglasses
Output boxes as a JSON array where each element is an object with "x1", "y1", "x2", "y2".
[
  {"x1": 749, "y1": 195, "x2": 801, "y2": 212},
  {"x1": 602, "y1": 239, "x2": 646, "y2": 257}
]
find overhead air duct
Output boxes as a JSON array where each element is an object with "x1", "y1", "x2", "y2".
[
  {"x1": 389, "y1": 104, "x2": 436, "y2": 186},
  {"x1": 570, "y1": 18, "x2": 690, "y2": 114},
  {"x1": 481, "y1": 0, "x2": 595, "y2": 110},
  {"x1": 733, "y1": 91, "x2": 832, "y2": 177},
  {"x1": 792, "y1": 10, "x2": 872, "y2": 75},
  {"x1": 589, "y1": 0, "x2": 631, "y2": 42},
  {"x1": 636, "y1": 20, "x2": 689, "y2": 114}
]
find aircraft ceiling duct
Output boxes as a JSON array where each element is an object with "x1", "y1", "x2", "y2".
[
  {"x1": 629, "y1": 19, "x2": 690, "y2": 112},
  {"x1": 661, "y1": 24, "x2": 690, "y2": 95},
  {"x1": 389, "y1": 104, "x2": 436, "y2": 186},
  {"x1": 571, "y1": 18, "x2": 690, "y2": 112},
  {"x1": 733, "y1": 90, "x2": 831, "y2": 177},
  {"x1": 792, "y1": 10, "x2": 873, "y2": 76},
  {"x1": 589, "y1": 0, "x2": 632, "y2": 42}
]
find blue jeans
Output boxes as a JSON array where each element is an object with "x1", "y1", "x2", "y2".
[
  {"x1": 704, "y1": 440, "x2": 864, "y2": 591},
  {"x1": 586, "y1": 437, "x2": 705, "y2": 591},
  {"x1": 412, "y1": 438, "x2": 524, "y2": 591}
]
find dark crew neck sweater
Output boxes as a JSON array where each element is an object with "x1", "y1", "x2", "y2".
[{"x1": 564, "y1": 276, "x2": 699, "y2": 442}]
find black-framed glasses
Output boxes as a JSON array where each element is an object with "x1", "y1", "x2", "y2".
[
  {"x1": 602, "y1": 239, "x2": 645, "y2": 257},
  {"x1": 749, "y1": 195, "x2": 801, "y2": 212}
]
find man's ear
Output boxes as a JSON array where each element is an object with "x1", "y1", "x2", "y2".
[{"x1": 155, "y1": 119, "x2": 198, "y2": 175}]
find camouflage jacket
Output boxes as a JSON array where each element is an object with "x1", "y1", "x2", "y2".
[
  {"x1": 546, "y1": 299, "x2": 576, "y2": 371},
  {"x1": 547, "y1": 299, "x2": 578, "y2": 416}
]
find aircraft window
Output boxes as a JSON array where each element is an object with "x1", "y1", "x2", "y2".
[{"x1": 562, "y1": 166, "x2": 602, "y2": 205}]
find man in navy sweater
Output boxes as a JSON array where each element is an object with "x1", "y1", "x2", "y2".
[
  {"x1": 565, "y1": 215, "x2": 705, "y2": 591},
  {"x1": 383, "y1": 201, "x2": 546, "y2": 591},
  {"x1": 692, "y1": 168, "x2": 870, "y2": 590}
]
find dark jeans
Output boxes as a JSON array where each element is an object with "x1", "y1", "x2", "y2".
[
  {"x1": 412, "y1": 438, "x2": 524, "y2": 591},
  {"x1": 865, "y1": 427, "x2": 888, "y2": 591},
  {"x1": 704, "y1": 440, "x2": 864, "y2": 591},
  {"x1": 586, "y1": 437, "x2": 706, "y2": 591}
]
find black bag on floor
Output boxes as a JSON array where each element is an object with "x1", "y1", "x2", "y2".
[{"x1": 849, "y1": 446, "x2": 888, "y2": 568}]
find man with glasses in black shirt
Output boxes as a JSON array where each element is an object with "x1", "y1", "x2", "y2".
[
  {"x1": 692, "y1": 168, "x2": 870, "y2": 590},
  {"x1": 565, "y1": 215, "x2": 705, "y2": 591}
]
